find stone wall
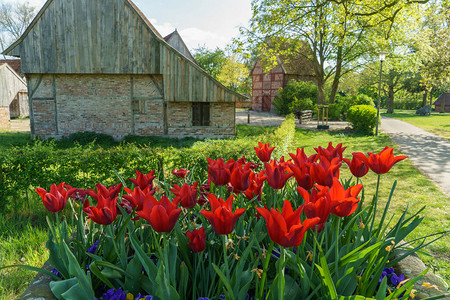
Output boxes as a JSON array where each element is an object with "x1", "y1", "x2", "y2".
[
  {"x1": 28, "y1": 74, "x2": 235, "y2": 140},
  {"x1": 0, "y1": 107, "x2": 10, "y2": 129}
]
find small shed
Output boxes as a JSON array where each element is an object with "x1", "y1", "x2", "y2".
[
  {"x1": 2, "y1": 0, "x2": 245, "y2": 140},
  {"x1": 0, "y1": 63, "x2": 28, "y2": 129},
  {"x1": 251, "y1": 43, "x2": 316, "y2": 112},
  {"x1": 433, "y1": 93, "x2": 450, "y2": 112}
]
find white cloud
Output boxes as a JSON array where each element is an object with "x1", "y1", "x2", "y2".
[{"x1": 179, "y1": 27, "x2": 228, "y2": 50}]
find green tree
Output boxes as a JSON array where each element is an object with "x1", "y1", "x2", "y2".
[
  {"x1": 193, "y1": 46, "x2": 227, "y2": 80},
  {"x1": 217, "y1": 55, "x2": 250, "y2": 93},
  {"x1": 241, "y1": 0, "x2": 426, "y2": 105}
]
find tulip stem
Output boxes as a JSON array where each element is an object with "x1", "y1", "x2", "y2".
[
  {"x1": 222, "y1": 235, "x2": 230, "y2": 278},
  {"x1": 370, "y1": 175, "x2": 381, "y2": 233},
  {"x1": 259, "y1": 240, "x2": 274, "y2": 300}
]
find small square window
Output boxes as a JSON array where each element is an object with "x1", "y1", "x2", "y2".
[{"x1": 192, "y1": 102, "x2": 210, "y2": 126}]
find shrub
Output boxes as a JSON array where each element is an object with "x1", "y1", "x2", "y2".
[
  {"x1": 65, "y1": 131, "x2": 116, "y2": 145},
  {"x1": 288, "y1": 97, "x2": 314, "y2": 113},
  {"x1": 347, "y1": 105, "x2": 378, "y2": 134},
  {"x1": 328, "y1": 102, "x2": 345, "y2": 120},
  {"x1": 273, "y1": 80, "x2": 317, "y2": 116}
]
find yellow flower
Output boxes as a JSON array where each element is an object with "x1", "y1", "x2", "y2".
[
  {"x1": 410, "y1": 289, "x2": 417, "y2": 299},
  {"x1": 251, "y1": 268, "x2": 263, "y2": 279},
  {"x1": 126, "y1": 293, "x2": 134, "y2": 300}
]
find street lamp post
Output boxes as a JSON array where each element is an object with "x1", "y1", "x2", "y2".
[{"x1": 375, "y1": 51, "x2": 387, "y2": 136}]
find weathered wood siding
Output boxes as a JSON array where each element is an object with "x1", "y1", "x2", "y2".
[
  {"x1": 6, "y1": 0, "x2": 243, "y2": 103},
  {"x1": 0, "y1": 64, "x2": 27, "y2": 107}
]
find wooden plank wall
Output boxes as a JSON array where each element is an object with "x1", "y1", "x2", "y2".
[
  {"x1": 9, "y1": 0, "x2": 243, "y2": 103},
  {"x1": 0, "y1": 64, "x2": 27, "y2": 107}
]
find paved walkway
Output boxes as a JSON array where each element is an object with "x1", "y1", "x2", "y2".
[
  {"x1": 236, "y1": 110, "x2": 350, "y2": 130},
  {"x1": 381, "y1": 116, "x2": 450, "y2": 197}
]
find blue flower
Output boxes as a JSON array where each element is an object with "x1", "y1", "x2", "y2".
[
  {"x1": 134, "y1": 294, "x2": 153, "y2": 300},
  {"x1": 197, "y1": 298, "x2": 210, "y2": 300},
  {"x1": 102, "y1": 288, "x2": 126, "y2": 300},
  {"x1": 390, "y1": 273, "x2": 405, "y2": 286},
  {"x1": 51, "y1": 268, "x2": 61, "y2": 277},
  {"x1": 87, "y1": 240, "x2": 100, "y2": 254}
]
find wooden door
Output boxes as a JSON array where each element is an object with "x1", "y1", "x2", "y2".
[{"x1": 262, "y1": 95, "x2": 271, "y2": 112}]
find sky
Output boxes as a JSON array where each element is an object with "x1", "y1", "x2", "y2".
[{"x1": 1, "y1": 0, "x2": 253, "y2": 51}]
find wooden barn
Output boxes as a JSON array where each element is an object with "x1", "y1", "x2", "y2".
[
  {"x1": 251, "y1": 46, "x2": 316, "y2": 112},
  {"x1": 433, "y1": 93, "x2": 450, "y2": 112},
  {"x1": 164, "y1": 30, "x2": 198, "y2": 65},
  {"x1": 2, "y1": 0, "x2": 244, "y2": 140},
  {"x1": 0, "y1": 63, "x2": 28, "y2": 129}
]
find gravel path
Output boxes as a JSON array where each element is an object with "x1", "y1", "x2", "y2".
[{"x1": 381, "y1": 116, "x2": 450, "y2": 197}]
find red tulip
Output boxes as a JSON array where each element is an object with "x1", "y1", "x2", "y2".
[
  {"x1": 136, "y1": 195, "x2": 181, "y2": 233},
  {"x1": 36, "y1": 183, "x2": 76, "y2": 213},
  {"x1": 289, "y1": 147, "x2": 317, "y2": 166},
  {"x1": 172, "y1": 168, "x2": 190, "y2": 179},
  {"x1": 297, "y1": 185, "x2": 332, "y2": 232},
  {"x1": 264, "y1": 160, "x2": 294, "y2": 190},
  {"x1": 86, "y1": 183, "x2": 123, "y2": 201},
  {"x1": 170, "y1": 182, "x2": 198, "y2": 209},
  {"x1": 310, "y1": 157, "x2": 341, "y2": 187},
  {"x1": 122, "y1": 186, "x2": 155, "y2": 211},
  {"x1": 200, "y1": 194, "x2": 245, "y2": 235},
  {"x1": 207, "y1": 158, "x2": 231, "y2": 186},
  {"x1": 353, "y1": 147, "x2": 407, "y2": 175},
  {"x1": 229, "y1": 164, "x2": 251, "y2": 193},
  {"x1": 329, "y1": 179, "x2": 363, "y2": 217},
  {"x1": 129, "y1": 170, "x2": 155, "y2": 192},
  {"x1": 84, "y1": 195, "x2": 118, "y2": 225},
  {"x1": 289, "y1": 161, "x2": 314, "y2": 191},
  {"x1": 186, "y1": 227, "x2": 206, "y2": 253},
  {"x1": 255, "y1": 200, "x2": 320, "y2": 247},
  {"x1": 314, "y1": 142, "x2": 347, "y2": 162},
  {"x1": 254, "y1": 142, "x2": 275, "y2": 163},
  {"x1": 243, "y1": 170, "x2": 266, "y2": 201},
  {"x1": 236, "y1": 155, "x2": 260, "y2": 170},
  {"x1": 343, "y1": 153, "x2": 369, "y2": 178}
]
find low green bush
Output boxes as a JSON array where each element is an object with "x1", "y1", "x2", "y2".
[
  {"x1": 288, "y1": 97, "x2": 314, "y2": 113},
  {"x1": 347, "y1": 105, "x2": 378, "y2": 134},
  {"x1": 273, "y1": 80, "x2": 317, "y2": 116},
  {"x1": 65, "y1": 131, "x2": 116, "y2": 145}
]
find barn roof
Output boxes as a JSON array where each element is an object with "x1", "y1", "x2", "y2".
[
  {"x1": 0, "y1": 59, "x2": 22, "y2": 75},
  {"x1": 433, "y1": 93, "x2": 450, "y2": 106},
  {"x1": 2, "y1": 0, "x2": 245, "y2": 102},
  {"x1": 164, "y1": 30, "x2": 198, "y2": 65}
]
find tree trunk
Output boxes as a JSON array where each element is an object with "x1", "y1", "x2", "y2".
[
  {"x1": 317, "y1": 82, "x2": 326, "y2": 105},
  {"x1": 429, "y1": 88, "x2": 433, "y2": 106},
  {"x1": 387, "y1": 85, "x2": 394, "y2": 113},
  {"x1": 329, "y1": 46, "x2": 343, "y2": 104},
  {"x1": 422, "y1": 90, "x2": 428, "y2": 107}
]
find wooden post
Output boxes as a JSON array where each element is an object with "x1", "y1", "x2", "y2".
[{"x1": 247, "y1": 109, "x2": 250, "y2": 124}]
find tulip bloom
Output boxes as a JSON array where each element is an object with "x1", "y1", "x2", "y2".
[
  {"x1": 353, "y1": 147, "x2": 407, "y2": 175},
  {"x1": 289, "y1": 162, "x2": 313, "y2": 191},
  {"x1": 170, "y1": 182, "x2": 198, "y2": 209},
  {"x1": 243, "y1": 170, "x2": 266, "y2": 201},
  {"x1": 310, "y1": 157, "x2": 341, "y2": 187},
  {"x1": 36, "y1": 182, "x2": 76, "y2": 213},
  {"x1": 343, "y1": 153, "x2": 369, "y2": 178},
  {"x1": 328, "y1": 179, "x2": 363, "y2": 217},
  {"x1": 264, "y1": 160, "x2": 294, "y2": 190},
  {"x1": 255, "y1": 200, "x2": 320, "y2": 247},
  {"x1": 200, "y1": 194, "x2": 245, "y2": 235},
  {"x1": 129, "y1": 170, "x2": 155, "y2": 192},
  {"x1": 136, "y1": 195, "x2": 182, "y2": 233},
  {"x1": 84, "y1": 195, "x2": 118, "y2": 225},
  {"x1": 207, "y1": 158, "x2": 232, "y2": 186},
  {"x1": 254, "y1": 142, "x2": 275, "y2": 163},
  {"x1": 289, "y1": 147, "x2": 317, "y2": 166},
  {"x1": 172, "y1": 168, "x2": 189, "y2": 179},
  {"x1": 314, "y1": 142, "x2": 347, "y2": 162},
  {"x1": 122, "y1": 186, "x2": 155, "y2": 211},
  {"x1": 86, "y1": 183, "x2": 123, "y2": 201},
  {"x1": 297, "y1": 185, "x2": 332, "y2": 231},
  {"x1": 186, "y1": 227, "x2": 206, "y2": 253},
  {"x1": 229, "y1": 164, "x2": 251, "y2": 193}
]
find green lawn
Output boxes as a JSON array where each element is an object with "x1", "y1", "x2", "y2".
[
  {"x1": 382, "y1": 110, "x2": 450, "y2": 141},
  {"x1": 1, "y1": 125, "x2": 449, "y2": 298}
]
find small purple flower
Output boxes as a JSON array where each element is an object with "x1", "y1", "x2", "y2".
[
  {"x1": 134, "y1": 294, "x2": 153, "y2": 300},
  {"x1": 391, "y1": 273, "x2": 405, "y2": 286},
  {"x1": 197, "y1": 298, "x2": 210, "y2": 300},
  {"x1": 219, "y1": 295, "x2": 226, "y2": 300},
  {"x1": 51, "y1": 268, "x2": 61, "y2": 277},
  {"x1": 87, "y1": 240, "x2": 100, "y2": 254},
  {"x1": 102, "y1": 288, "x2": 127, "y2": 300}
]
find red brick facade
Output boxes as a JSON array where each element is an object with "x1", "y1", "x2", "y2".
[
  {"x1": 251, "y1": 61, "x2": 285, "y2": 112},
  {"x1": 28, "y1": 74, "x2": 235, "y2": 140}
]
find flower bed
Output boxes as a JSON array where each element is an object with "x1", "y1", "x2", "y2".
[{"x1": 5, "y1": 119, "x2": 449, "y2": 300}]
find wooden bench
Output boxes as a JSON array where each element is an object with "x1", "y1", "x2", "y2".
[{"x1": 293, "y1": 110, "x2": 313, "y2": 124}]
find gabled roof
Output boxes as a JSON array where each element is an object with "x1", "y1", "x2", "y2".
[
  {"x1": 0, "y1": 59, "x2": 22, "y2": 75},
  {"x1": 163, "y1": 30, "x2": 198, "y2": 65},
  {"x1": 433, "y1": 93, "x2": 450, "y2": 106},
  {"x1": 0, "y1": 63, "x2": 27, "y2": 107}
]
